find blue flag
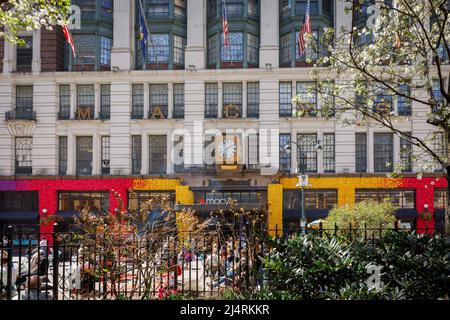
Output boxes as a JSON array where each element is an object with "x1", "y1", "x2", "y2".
[{"x1": 138, "y1": 0, "x2": 150, "y2": 63}]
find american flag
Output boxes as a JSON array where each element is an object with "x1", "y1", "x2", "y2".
[
  {"x1": 298, "y1": 0, "x2": 311, "y2": 56},
  {"x1": 62, "y1": 24, "x2": 76, "y2": 59},
  {"x1": 222, "y1": 0, "x2": 229, "y2": 49}
]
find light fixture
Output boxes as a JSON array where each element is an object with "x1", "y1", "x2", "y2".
[
  {"x1": 424, "y1": 203, "x2": 429, "y2": 210},
  {"x1": 265, "y1": 63, "x2": 272, "y2": 70},
  {"x1": 188, "y1": 65, "x2": 196, "y2": 71},
  {"x1": 112, "y1": 66, "x2": 120, "y2": 72},
  {"x1": 42, "y1": 208, "x2": 48, "y2": 215}
]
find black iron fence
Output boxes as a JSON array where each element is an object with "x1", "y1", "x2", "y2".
[{"x1": 0, "y1": 224, "x2": 446, "y2": 300}]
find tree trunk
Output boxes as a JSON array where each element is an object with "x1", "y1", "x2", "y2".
[{"x1": 446, "y1": 169, "x2": 450, "y2": 236}]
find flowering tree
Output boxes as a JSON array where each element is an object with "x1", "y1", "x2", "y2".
[
  {"x1": 0, "y1": 0, "x2": 71, "y2": 44},
  {"x1": 296, "y1": 0, "x2": 450, "y2": 235}
]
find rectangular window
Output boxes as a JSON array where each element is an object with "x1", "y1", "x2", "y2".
[
  {"x1": 147, "y1": 0, "x2": 169, "y2": 18},
  {"x1": 205, "y1": 83, "x2": 218, "y2": 118},
  {"x1": 101, "y1": 136, "x2": 110, "y2": 175},
  {"x1": 15, "y1": 137, "x2": 32, "y2": 174},
  {"x1": 77, "y1": 84, "x2": 95, "y2": 107},
  {"x1": 16, "y1": 85, "x2": 33, "y2": 119},
  {"x1": 100, "y1": 84, "x2": 110, "y2": 119},
  {"x1": 132, "y1": 135, "x2": 142, "y2": 174},
  {"x1": 355, "y1": 133, "x2": 367, "y2": 173},
  {"x1": 296, "y1": 82, "x2": 317, "y2": 116},
  {"x1": 100, "y1": 36, "x2": 112, "y2": 66},
  {"x1": 400, "y1": 134, "x2": 412, "y2": 172},
  {"x1": 223, "y1": 83, "x2": 242, "y2": 118},
  {"x1": 59, "y1": 85, "x2": 71, "y2": 119},
  {"x1": 225, "y1": 0, "x2": 244, "y2": 17},
  {"x1": 433, "y1": 132, "x2": 445, "y2": 172},
  {"x1": 280, "y1": 33, "x2": 291, "y2": 65},
  {"x1": 247, "y1": 33, "x2": 259, "y2": 65},
  {"x1": 434, "y1": 189, "x2": 447, "y2": 209},
  {"x1": 397, "y1": 84, "x2": 411, "y2": 116},
  {"x1": 296, "y1": 30, "x2": 318, "y2": 61},
  {"x1": 204, "y1": 134, "x2": 216, "y2": 170},
  {"x1": 279, "y1": 133, "x2": 291, "y2": 172},
  {"x1": 355, "y1": 189, "x2": 415, "y2": 209},
  {"x1": 432, "y1": 79, "x2": 446, "y2": 113},
  {"x1": 247, "y1": 134, "x2": 259, "y2": 170},
  {"x1": 247, "y1": 82, "x2": 259, "y2": 118},
  {"x1": 323, "y1": 133, "x2": 335, "y2": 173},
  {"x1": 173, "y1": 83, "x2": 184, "y2": 119},
  {"x1": 74, "y1": 34, "x2": 96, "y2": 65},
  {"x1": 221, "y1": 32, "x2": 243, "y2": 61},
  {"x1": 58, "y1": 191, "x2": 109, "y2": 213},
  {"x1": 279, "y1": 82, "x2": 292, "y2": 117},
  {"x1": 173, "y1": 35, "x2": 186, "y2": 65},
  {"x1": 59, "y1": 136, "x2": 67, "y2": 175},
  {"x1": 248, "y1": 0, "x2": 258, "y2": 17},
  {"x1": 101, "y1": 0, "x2": 113, "y2": 18},
  {"x1": 373, "y1": 87, "x2": 393, "y2": 114},
  {"x1": 16, "y1": 36, "x2": 32, "y2": 72},
  {"x1": 78, "y1": 0, "x2": 96, "y2": 18},
  {"x1": 295, "y1": 0, "x2": 319, "y2": 15},
  {"x1": 132, "y1": 84, "x2": 144, "y2": 119},
  {"x1": 0, "y1": 191, "x2": 38, "y2": 212},
  {"x1": 174, "y1": 135, "x2": 185, "y2": 172},
  {"x1": 374, "y1": 133, "x2": 393, "y2": 172},
  {"x1": 149, "y1": 84, "x2": 168, "y2": 118},
  {"x1": 208, "y1": 0, "x2": 217, "y2": 18},
  {"x1": 148, "y1": 34, "x2": 170, "y2": 63},
  {"x1": 297, "y1": 133, "x2": 318, "y2": 173},
  {"x1": 76, "y1": 136, "x2": 93, "y2": 175},
  {"x1": 208, "y1": 35, "x2": 217, "y2": 66},
  {"x1": 174, "y1": 0, "x2": 186, "y2": 18},
  {"x1": 128, "y1": 191, "x2": 175, "y2": 214},
  {"x1": 149, "y1": 135, "x2": 167, "y2": 174},
  {"x1": 283, "y1": 189, "x2": 337, "y2": 210}
]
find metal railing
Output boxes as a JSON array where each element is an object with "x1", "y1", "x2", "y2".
[
  {"x1": 0, "y1": 224, "x2": 445, "y2": 300},
  {"x1": 5, "y1": 110, "x2": 36, "y2": 121}
]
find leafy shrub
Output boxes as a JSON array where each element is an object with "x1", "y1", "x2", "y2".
[
  {"x1": 323, "y1": 200, "x2": 396, "y2": 238},
  {"x1": 262, "y1": 232, "x2": 449, "y2": 300}
]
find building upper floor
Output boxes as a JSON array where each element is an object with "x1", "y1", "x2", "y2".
[{"x1": 1, "y1": 0, "x2": 447, "y2": 74}]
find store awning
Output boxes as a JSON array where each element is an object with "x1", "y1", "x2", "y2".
[
  {"x1": 0, "y1": 211, "x2": 39, "y2": 224},
  {"x1": 395, "y1": 209, "x2": 418, "y2": 219}
]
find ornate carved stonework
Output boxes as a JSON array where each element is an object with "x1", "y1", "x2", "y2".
[{"x1": 6, "y1": 120, "x2": 37, "y2": 136}]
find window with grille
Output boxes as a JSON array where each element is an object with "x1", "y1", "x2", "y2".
[
  {"x1": 247, "y1": 134, "x2": 259, "y2": 170},
  {"x1": 225, "y1": 0, "x2": 244, "y2": 17},
  {"x1": 132, "y1": 135, "x2": 142, "y2": 174},
  {"x1": 205, "y1": 83, "x2": 218, "y2": 118},
  {"x1": 433, "y1": 132, "x2": 445, "y2": 172},
  {"x1": 400, "y1": 134, "x2": 412, "y2": 172},
  {"x1": 247, "y1": 82, "x2": 259, "y2": 118},
  {"x1": 59, "y1": 85, "x2": 71, "y2": 119},
  {"x1": 149, "y1": 135, "x2": 167, "y2": 174},
  {"x1": 295, "y1": 30, "x2": 318, "y2": 61},
  {"x1": 279, "y1": 133, "x2": 291, "y2": 172},
  {"x1": 173, "y1": 35, "x2": 186, "y2": 65},
  {"x1": 147, "y1": 0, "x2": 170, "y2": 18},
  {"x1": 77, "y1": 0, "x2": 96, "y2": 18},
  {"x1": 76, "y1": 136, "x2": 93, "y2": 175},
  {"x1": 297, "y1": 133, "x2": 318, "y2": 173},
  {"x1": 223, "y1": 83, "x2": 242, "y2": 118},
  {"x1": 174, "y1": 135, "x2": 185, "y2": 172},
  {"x1": 0, "y1": 191, "x2": 39, "y2": 212},
  {"x1": 296, "y1": 82, "x2": 318, "y2": 116},
  {"x1": 208, "y1": 0, "x2": 217, "y2": 18},
  {"x1": 128, "y1": 191, "x2": 175, "y2": 215},
  {"x1": 173, "y1": 83, "x2": 184, "y2": 119},
  {"x1": 432, "y1": 79, "x2": 447, "y2": 113},
  {"x1": 248, "y1": 0, "x2": 258, "y2": 17},
  {"x1": 398, "y1": 84, "x2": 411, "y2": 116},
  {"x1": 100, "y1": 36, "x2": 112, "y2": 66},
  {"x1": 77, "y1": 85, "x2": 95, "y2": 107},
  {"x1": 15, "y1": 137, "x2": 32, "y2": 174},
  {"x1": 373, "y1": 86, "x2": 393, "y2": 114},
  {"x1": 247, "y1": 34, "x2": 259, "y2": 65},
  {"x1": 208, "y1": 36, "x2": 217, "y2": 66},
  {"x1": 323, "y1": 133, "x2": 335, "y2": 173},
  {"x1": 16, "y1": 85, "x2": 33, "y2": 118},
  {"x1": 434, "y1": 189, "x2": 447, "y2": 209},
  {"x1": 100, "y1": 84, "x2": 110, "y2": 119},
  {"x1": 74, "y1": 34, "x2": 96, "y2": 65},
  {"x1": 149, "y1": 84, "x2": 168, "y2": 118},
  {"x1": 174, "y1": 0, "x2": 186, "y2": 18},
  {"x1": 355, "y1": 189, "x2": 415, "y2": 209},
  {"x1": 59, "y1": 136, "x2": 67, "y2": 175},
  {"x1": 295, "y1": 0, "x2": 319, "y2": 15},
  {"x1": 279, "y1": 82, "x2": 292, "y2": 117},
  {"x1": 101, "y1": 136, "x2": 110, "y2": 175},
  {"x1": 280, "y1": 33, "x2": 291, "y2": 65},
  {"x1": 148, "y1": 34, "x2": 170, "y2": 63},
  {"x1": 221, "y1": 32, "x2": 244, "y2": 61},
  {"x1": 355, "y1": 133, "x2": 367, "y2": 173},
  {"x1": 373, "y1": 133, "x2": 393, "y2": 172},
  {"x1": 132, "y1": 84, "x2": 144, "y2": 119},
  {"x1": 16, "y1": 36, "x2": 32, "y2": 72},
  {"x1": 283, "y1": 189, "x2": 337, "y2": 210}
]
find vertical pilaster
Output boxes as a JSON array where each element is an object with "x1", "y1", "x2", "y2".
[
  {"x1": 111, "y1": 0, "x2": 135, "y2": 70},
  {"x1": 67, "y1": 133, "x2": 75, "y2": 175},
  {"x1": 32, "y1": 29, "x2": 41, "y2": 74},
  {"x1": 259, "y1": 0, "x2": 279, "y2": 68},
  {"x1": 185, "y1": 0, "x2": 206, "y2": 70}
]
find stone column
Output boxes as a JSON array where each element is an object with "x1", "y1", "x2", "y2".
[
  {"x1": 111, "y1": 0, "x2": 135, "y2": 70},
  {"x1": 259, "y1": 0, "x2": 279, "y2": 68},
  {"x1": 32, "y1": 29, "x2": 41, "y2": 74},
  {"x1": 185, "y1": 0, "x2": 206, "y2": 70}
]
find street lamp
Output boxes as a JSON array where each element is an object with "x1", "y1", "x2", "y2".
[{"x1": 282, "y1": 138, "x2": 322, "y2": 233}]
